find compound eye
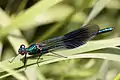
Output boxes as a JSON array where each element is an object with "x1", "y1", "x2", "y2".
[
  {"x1": 22, "y1": 45, "x2": 25, "y2": 48},
  {"x1": 20, "y1": 44, "x2": 25, "y2": 48},
  {"x1": 20, "y1": 52, "x2": 25, "y2": 55},
  {"x1": 19, "y1": 44, "x2": 26, "y2": 55}
]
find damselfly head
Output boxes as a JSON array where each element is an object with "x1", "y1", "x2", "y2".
[{"x1": 18, "y1": 44, "x2": 26, "y2": 55}]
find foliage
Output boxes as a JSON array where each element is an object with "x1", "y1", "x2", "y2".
[{"x1": 0, "y1": 0, "x2": 120, "y2": 80}]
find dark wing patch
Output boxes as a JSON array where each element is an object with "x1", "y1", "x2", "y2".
[
  {"x1": 41, "y1": 24, "x2": 99, "y2": 50},
  {"x1": 41, "y1": 36, "x2": 66, "y2": 50},
  {"x1": 63, "y1": 24, "x2": 99, "y2": 49}
]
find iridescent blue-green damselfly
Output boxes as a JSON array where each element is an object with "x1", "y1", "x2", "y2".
[{"x1": 9, "y1": 24, "x2": 113, "y2": 67}]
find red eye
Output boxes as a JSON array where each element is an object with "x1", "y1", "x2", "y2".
[
  {"x1": 18, "y1": 44, "x2": 26, "y2": 55},
  {"x1": 20, "y1": 52, "x2": 25, "y2": 55}
]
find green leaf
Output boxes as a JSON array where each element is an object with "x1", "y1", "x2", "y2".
[
  {"x1": 0, "y1": 63, "x2": 27, "y2": 80},
  {"x1": 0, "y1": 42, "x2": 3, "y2": 59},
  {"x1": 0, "y1": 0, "x2": 63, "y2": 39},
  {"x1": 83, "y1": 0, "x2": 111, "y2": 26}
]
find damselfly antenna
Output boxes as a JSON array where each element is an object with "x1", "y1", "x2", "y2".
[
  {"x1": 9, "y1": 44, "x2": 27, "y2": 63},
  {"x1": 9, "y1": 54, "x2": 19, "y2": 63}
]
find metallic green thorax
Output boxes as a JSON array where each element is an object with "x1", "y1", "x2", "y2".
[
  {"x1": 26, "y1": 44, "x2": 39, "y2": 55},
  {"x1": 26, "y1": 44, "x2": 48, "y2": 55}
]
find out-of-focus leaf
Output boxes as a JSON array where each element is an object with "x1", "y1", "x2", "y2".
[
  {"x1": 0, "y1": 63, "x2": 27, "y2": 80},
  {"x1": 106, "y1": 0, "x2": 120, "y2": 9},
  {"x1": 96, "y1": 60, "x2": 108, "y2": 80},
  {"x1": 0, "y1": 42, "x2": 3, "y2": 60},
  {"x1": 113, "y1": 73, "x2": 120, "y2": 80},
  {"x1": 1, "y1": 52, "x2": 120, "y2": 78},
  {"x1": 0, "y1": 8, "x2": 35, "y2": 80},
  {"x1": 37, "y1": 68, "x2": 46, "y2": 80},
  {"x1": 0, "y1": 0, "x2": 63, "y2": 39},
  {"x1": 83, "y1": 0, "x2": 111, "y2": 26}
]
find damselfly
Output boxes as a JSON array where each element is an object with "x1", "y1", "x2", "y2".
[{"x1": 9, "y1": 24, "x2": 113, "y2": 67}]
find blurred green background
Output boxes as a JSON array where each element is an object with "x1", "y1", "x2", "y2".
[{"x1": 0, "y1": 0, "x2": 120, "y2": 80}]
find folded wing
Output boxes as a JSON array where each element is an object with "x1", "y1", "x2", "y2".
[{"x1": 41, "y1": 24, "x2": 99, "y2": 50}]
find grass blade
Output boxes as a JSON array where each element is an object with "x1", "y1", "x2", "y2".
[{"x1": 83, "y1": 0, "x2": 111, "y2": 26}]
